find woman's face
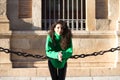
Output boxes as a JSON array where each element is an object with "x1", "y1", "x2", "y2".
[{"x1": 54, "y1": 24, "x2": 63, "y2": 35}]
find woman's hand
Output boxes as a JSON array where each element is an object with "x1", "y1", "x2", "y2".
[{"x1": 58, "y1": 52, "x2": 62, "y2": 62}]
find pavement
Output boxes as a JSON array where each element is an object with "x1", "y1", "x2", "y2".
[{"x1": 0, "y1": 76, "x2": 120, "y2": 80}]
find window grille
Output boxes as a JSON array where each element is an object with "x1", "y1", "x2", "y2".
[{"x1": 42, "y1": 0, "x2": 86, "y2": 30}]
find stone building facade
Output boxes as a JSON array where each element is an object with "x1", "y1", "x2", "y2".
[{"x1": 0, "y1": 0, "x2": 120, "y2": 78}]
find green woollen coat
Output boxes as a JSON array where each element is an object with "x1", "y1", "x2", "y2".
[{"x1": 45, "y1": 33, "x2": 73, "y2": 69}]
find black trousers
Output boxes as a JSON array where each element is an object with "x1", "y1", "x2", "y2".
[{"x1": 48, "y1": 60, "x2": 67, "y2": 80}]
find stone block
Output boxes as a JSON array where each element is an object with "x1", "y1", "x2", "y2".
[
  {"x1": 0, "y1": 16, "x2": 10, "y2": 33},
  {"x1": 96, "y1": 19, "x2": 110, "y2": 30},
  {"x1": 72, "y1": 31, "x2": 118, "y2": 68},
  {"x1": 67, "y1": 68, "x2": 90, "y2": 77},
  {"x1": 0, "y1": 68, "x2": 37, "y2": 77},
  {"x1": 0, "y1": 33, "x2": 12, "y2": 68},
  {"x1": 11, "y1": 39, "x2": 30, "y2": 49},
  {"x1": 36, "y1": 68, "x2": 50, "y2": 77},
  {"x1": 90, "y1": 63, "x2": 120, "y2": 76}
]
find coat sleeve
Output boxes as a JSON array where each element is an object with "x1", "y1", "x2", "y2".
[
  {"x1": 45, "y1": 35, "x2": 59, "y2": 59},
  {"x1": 62, "y1": 39, "x2": 73, "y2": 59}
]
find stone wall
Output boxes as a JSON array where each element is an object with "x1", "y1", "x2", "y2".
[
  {"x1": 0, "y1": 0, "x2": 6, "y2": 15},
  {"x1": 0, "y1": 0, "x2": 12, "y2": 69},
  {"x1": 0, "y1": 31, "x2": 120, "y2": 77},
  {"x1": 9, "y1": 31, "x2": 118, "y2": 68},
  {"x1": 1, "y1": 0, "x2": 120, "y2": 78},
  {"x1": 7, "y1": 0, "x2": 33, "y2": 30}
]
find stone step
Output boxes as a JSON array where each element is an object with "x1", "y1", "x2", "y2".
[
  {"x1": 12, "y1": 58, "x2": 116, "y2": 68},
  {"x1": 0, "y1": 67, "x2": 90, "y2": 77},
  {"x1": 1, "y1": 62, "x2": 120, "y2": 77},
  {"x1": 1, "y1": 76, "x2": 120, "y2": 80}
]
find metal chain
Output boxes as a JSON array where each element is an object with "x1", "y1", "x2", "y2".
[
  {"x1": 0, "y1": 47, "x2": 47, "y2": 59},
  {"x1": 71, "y1": 46, "x2": 120, "y2": 59},
  {"x1": 0, "y1": 46, "x2": 120, "y2": 59}
]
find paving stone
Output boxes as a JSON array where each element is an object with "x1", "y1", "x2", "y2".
[
  {"x1": 0, "y1": 77, "x2": 30, "y2": 80},
  {"x1": 31, "y1": 77, "x2": 46, "y2": 80},
  {"x1": 93, "y1": 76, "x2": 120, "y2": 80},
  {"x1": 67, "y1": 77, "x2": 92, "y2": 80},
  {"x1": 1, "y1": 76, "x2": 120, "y2": 80}
]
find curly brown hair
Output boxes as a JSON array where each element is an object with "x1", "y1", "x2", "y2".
[{"x1": 49, "y1": 20, "x2": 72, "y2": 50}]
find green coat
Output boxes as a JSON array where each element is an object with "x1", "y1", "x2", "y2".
[{"x1": 45, "y1": 33, "x2": 73, "y2": 69}]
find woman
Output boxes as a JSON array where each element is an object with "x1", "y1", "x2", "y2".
[{"x1": 45, "y1": 20, "x2": 73, "y2": 80}]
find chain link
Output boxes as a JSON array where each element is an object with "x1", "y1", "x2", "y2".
[{"x1": 0, "y1": 46, "x2": 120, "y2": 59}]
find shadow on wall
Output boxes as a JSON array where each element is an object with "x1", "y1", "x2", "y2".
[
  {"x1": 6, "y1": 0, "x2": 41, "y2": 31},
  {"x1": 6, "y1": 0, "x2": 47, "y2": 68},
  {"x1": 10, "y1": 31, "x2": 47, "y2": 68}
]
